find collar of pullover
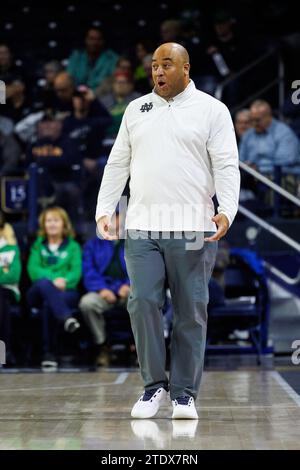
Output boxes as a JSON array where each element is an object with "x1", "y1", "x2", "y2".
[{"x1": 152, "y1": 79, "x2": 196, "y2": 105}]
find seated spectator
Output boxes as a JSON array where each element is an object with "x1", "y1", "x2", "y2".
[
  {"x1": 0, "y1": 44, "x2": 31, "y2": 121},
  {"x1": 205, "y1": 10, "x2": 262, "y2": 105},
  {"x1": 159, "y1": 18, "x2": 206, "y2": 83},
  {"x1": 79, "y1": 212, "x2": 130, "y2": 367},
  {"x1": 63, "y1": 86, "x2": 112, "y2": 220},
  {"x1": 53, "y1": 72, "x2": 75, "y2": 116},
  {"x1": 67, "y1": 27, "x2": 119, "y2": 91},
  {"x1": 115, "y1": 57, "x2": 133, "y2": 77},
  {"x1": 14, "y1": 110, "x2": 45, "y2": 145},
  {"x1": 135, "y1": 54, "x2": 154, "y2": 95},
  {"x1": 134, "y1": 40, "x2": 155, "y2": 81},
  {"x1": 95, "y1": 56, "x2": 134, "y2": 99},
  {"x1": 63, "y1": 85, "x2": 111, "y2": 164},
  {"x1": 2, "y1": 79, "x2": 33, "y2": 123},
  {"x1": 0, "y1": 130, "x2": 22, "y2": 176},
  {"x1": 160, "y1": 19, "x2": 182, "y2": 43},
  {"x1": 33, "y1": 60, "x2": 63, "y2": 110},
  {"x1": 53, "y1": 72, "x2": 109, "y2": 120},
  {"x1": 26, "y1": 115, "x2": 84, "y2": 227},
  {"x1": 27, "y1": 206, "x2": 82, "y2": 369},
  {"x1": 100, "y1": 71, "x2": 141, "y2": 138},
  {"x1": 15, "y1": 72, "x2": 75, "y2": 144},
  {"x1": 234, "y1": 109, "x2": 251, "y2": 143},
  {"x1": 0, "y1": 115, "x2": 14, "y2": 136},
  {"x1": 239, "y1": 100, "x2": 300, "y2": 174},
  {"x1": 16, "y1": 79, "x2": 107, "y2": 146},
  {"x1": 0, "y1": 43, "x2": 26, "y2": 92},
  {"x1": 0, "y1": 210, "x2": 21, "y2": 366},
  {"x1": 206, "y1": 11, "x2": 244, "y2": 75}
]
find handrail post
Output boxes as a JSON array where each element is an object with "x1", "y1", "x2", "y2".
[
  {"x1": 27, "y1": 163, "x2": 38, "y2": 234},
  {"x1": 273, "y1": 165, "x2": 282, "y2": 217}
]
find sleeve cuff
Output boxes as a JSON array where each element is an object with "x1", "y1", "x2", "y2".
[{"x1": 95, "y1": 212, "x2": 112, "y2": 224}]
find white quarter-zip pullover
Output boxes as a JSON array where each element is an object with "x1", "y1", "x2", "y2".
[{"x1": 95, "y1": 80, "x2": 240, "y2": 231}]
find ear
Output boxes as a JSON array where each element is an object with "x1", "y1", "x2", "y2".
[{"x1": 183, "y1": 63, "x2": 190, "y2": 75}]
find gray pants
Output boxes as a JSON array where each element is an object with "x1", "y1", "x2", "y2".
[
  {"x1": 124, "y1": 230, "x2": 218, "y2": 400},
  {"x1": 79, "y1": 292, "x2": 127, "y2": 345}
]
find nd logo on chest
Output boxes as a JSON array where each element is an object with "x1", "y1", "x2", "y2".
[
  {"x1": 140, "y1": 102, "x2": 153, "y2": 113},
  {"x1": 42, "y1": 248, "x2": 68, "y2": 259}
]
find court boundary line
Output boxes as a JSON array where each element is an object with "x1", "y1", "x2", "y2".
[
  {"x1": 271, "y1": 370, "x2": 300, "y2": 407},
  {"x1": 1, "y1": 371, "x2": 299, "y2": 410},
  {"x1": 0, "y1": 372, "x2": 129, "y2": 393}
]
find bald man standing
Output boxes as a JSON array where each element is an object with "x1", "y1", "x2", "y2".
[{"x1": 96, "y1": 43, "x2": 240, "y2": 419}]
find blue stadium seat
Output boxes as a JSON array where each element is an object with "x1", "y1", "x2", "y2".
[{"x1": 208, "y1": 261, "x2": 270, "y2": 363}]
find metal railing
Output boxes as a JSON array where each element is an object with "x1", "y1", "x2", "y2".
[
  {"x1": 239, "y1": 205, "x2": 300, "y2": 286},
  {"x1": 215, "y1": 48, "x2": 285, "y2": 116},
  {"x1": 239, "y1": 204, "x2": 300, "y2": 253},
  {"x1": 238, "y1": 183, "x2": 300, "y2": 286},
  {"x1": 238, "y1": 160, "x2": 300, "y2": 285},
  {"x1": 239, "y1": 161, "x2": 300, "y2": 208},
  {"x1": 264, "y1": 262, "x2": 300, "y2": 286}
]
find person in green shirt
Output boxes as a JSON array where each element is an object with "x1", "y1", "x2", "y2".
[
  {"x1": 0, "y1": 210, "x2": 22, "y2": 366},
  {"x1": 67, "y1": 27, "x2": 119, "y2": 91},
  {"x1": 133, "y1": 39, "x2": 155, "y2": 81},
  {"x1": 27, "y1": 206, "x2": 82, "y2": 369},
  {"x1": 100, "y1": 71, "x2": 141, "y2": 138}
]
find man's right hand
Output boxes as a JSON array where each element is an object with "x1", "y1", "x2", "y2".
[
  {"x1": 99, "y1": 288, "x2": 117, "y2": 304},
  {"x1": 97, "y1": 215, "x2": 118, "y2": 240}
]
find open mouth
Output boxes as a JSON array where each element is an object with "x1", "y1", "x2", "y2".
[{"x1": 157, "y1": 80, "x2": 167, "y2": 89}]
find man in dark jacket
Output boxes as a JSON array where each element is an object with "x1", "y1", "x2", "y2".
[
  {"x1": 80, "y1": 214, "x2": 130, "y2": 365},
  {"x1": 0, "y1": 131, "x2": 22, "y2": 176}
]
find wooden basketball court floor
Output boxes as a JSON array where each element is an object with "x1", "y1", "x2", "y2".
[{"x1": 1, "y1": 367, "x2": 300, "y2": 450}]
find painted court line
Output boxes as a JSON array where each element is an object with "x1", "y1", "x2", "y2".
[
  {"x1": 271, "y1": 370, "x2": 300, "y2": 408},
  {"x1": 114, "y1": 372, "x2": 129, "y2": 384},
  {"x1": 0, "y1": 372, "x2": 128, "y2": 393}
]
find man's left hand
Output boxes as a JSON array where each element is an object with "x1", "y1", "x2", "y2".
[{"x1": 204, "y1": 213, "x2": 229, "y2": 242}]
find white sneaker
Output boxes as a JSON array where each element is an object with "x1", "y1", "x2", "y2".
[
  {"x1": 172, "y1": 396, "x2": 198, "y2": 419},
  {"x1": 131, "y1": 420, "x2": 167, "y2": 448},
  {"x1": 131, "y1": 387, "x2": 168, "y2": 419},
  {"x1": 64, "y1": 317, "x2": 80, "y2": 333},
  {"x1": 41, "y1": 354, "x2": 58, "y2": 372}
]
